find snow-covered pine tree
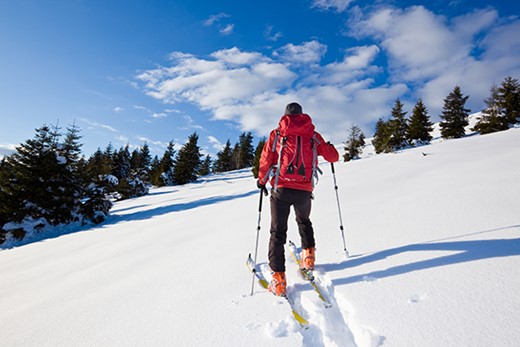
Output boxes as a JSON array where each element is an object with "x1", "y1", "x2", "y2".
[
  {"x1": 160, "y1": 141, "x2": 176, "y2": 185},
  {"x1": 0, "y1": 158, "x2": 15, "y2": 243},
  {"x1": 473, "y1": 83, "x2": 509, "y2": 134},
  {"x1": 343, "y1": 124, "x2": 365, "y2": 162},
  {"x1": 112, "y1": 145, "x2": 131, "y2": 180},
  {"x1": 407, "y1": 99, "x2": 433, "y2": 145},
  {"x1": 1, "y1": 124, "x2": 112, "y2": 242},
  {"x1": 86, "y1": 147, "x2": 118, "y2": 199},
  {"x1": 439, "y1": 86, "x2": 470, "y2": 139},
  {"x1": 114, "y1": 143, "x2": 151, "y2": 198},
  {"x1": 5, "y1": 124, "x2": 64, "y2": 228}
]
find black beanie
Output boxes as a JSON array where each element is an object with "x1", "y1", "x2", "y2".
[{"x1": 284, "y1": 102, "x2": 303, "y2": 115}]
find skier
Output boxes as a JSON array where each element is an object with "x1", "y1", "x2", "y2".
[{"x1": 257, "y1": 102, "x2": 339, "y2": 296}]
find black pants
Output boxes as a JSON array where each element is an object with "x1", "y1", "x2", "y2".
[{"x1": 269, "y1": 188, "x2": 314, "y2": 272}]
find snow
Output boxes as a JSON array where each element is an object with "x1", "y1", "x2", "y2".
[{"x1": 1, "y1": 127, "x2": 520, "y2": 346}]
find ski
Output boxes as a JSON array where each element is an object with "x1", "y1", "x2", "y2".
[
  {"x1": 288, "y1": 240, "x2": 332, "y2": 307},
  {"x1": 246, "y1": 254, "x2": 309, "y2": 327}
]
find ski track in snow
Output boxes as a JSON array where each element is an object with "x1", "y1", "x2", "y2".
[{"x1": 258, "y1": 247, "x2": 383, "y2": 347}]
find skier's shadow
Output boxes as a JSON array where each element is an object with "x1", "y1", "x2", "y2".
[{"x1": 322, "y1": 225, "x2": 520, "y2": 286}]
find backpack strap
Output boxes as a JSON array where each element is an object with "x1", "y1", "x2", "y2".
[
  {"x1": 311, "y1": 134, "x2": 323, "y2": 188},
  {"x1": 272, "y1": 129, "x2": 285, "y2": 192}
]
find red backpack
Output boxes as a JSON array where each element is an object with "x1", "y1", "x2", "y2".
[{"x1": 271, "y1": 114, "x2": 322, "y2": 190}]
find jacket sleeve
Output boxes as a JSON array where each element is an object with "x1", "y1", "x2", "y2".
[
  {"x1": 258, "y1": 130, "x2": 278, "y2": 185},
  {"x1": 315, "y1": 132, "x2": 339, "y2": 163}
]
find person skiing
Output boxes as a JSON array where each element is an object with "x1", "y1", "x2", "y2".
[{"x1": 257, "y1": 102, "x2": 339, "y2": 297}]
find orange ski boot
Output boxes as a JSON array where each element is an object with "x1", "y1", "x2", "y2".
[
  {"x1": 268, "y1": 272, "x2": 287, "y2": 297},
  {"x1": 301, "y1": 247, "x2": 315, "y2": 271}
]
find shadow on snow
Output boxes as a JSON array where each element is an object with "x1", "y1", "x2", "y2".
[
  {"x1": 1, "y1": 189, "x2": 258, "y2": 250},
  {"x1": 105, "y1": 189, "x2": 258, "y2": 225},
  {"x1": 322, "y1": 225, "x2": 520, "y2": 286}
]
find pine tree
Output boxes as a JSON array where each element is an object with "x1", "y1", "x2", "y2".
[
  {"x1": 0, "y1": 158, "x2": 15, "y2": 243},
  {"x1": 139, "y1": 142, "x2": 152, "y2": 173},
  {"x1": 343, "y1": 124, "x2": 365, "y2": 162},
  {"x1": 388, "y1": 99, "x2": 409, "y2": 151},
  {"x1": 112, "y1": 145, "x2": 131, "y2": 180},
  {"x1": 473, "y1": 83, "x2": 509, "y2": 134},
  {"x1": 199, "y1": 155, "x2": 212, "y2": 176},
  {"x1": 231, "y1": 142, "x2": 240, "y2": 171},
  {"x1": 149, "y1": 156, "x2": 163, "y2": 186},
  {"x1": 251, "y1": 138, "x2": 266, "y2": 178},
  {"x1": 1, "y1": 124, "x2": 112, "y2": 242},
  {"x1": 213, "y1": 140, "x2": 234, "y2": 173},
  {"x1": 87, "y1": 148, "x2": 112, "y2": 178},
  {"x1": 5, "y1": 124, "x2": 63, "y2": 226},
  {"x1": 173, "y1": 132, "x2": 202, "y2": 185},
  {"x1": 86, "y1": 148, "x2": 117, "y2": 198},
  {"x1": 236, "y1": 132, "x2": 255, "y2": 169},
  {"x1": 439, "y1": 86, "x2": 470, "y2": 139},
  {"x1": 54, "y1": 124, "x2": 84, "y2": 223},
  {"x1": 497, "y1": 76, "x2": 520, "y2": 125},
  {"x1": 159, "y1": 141, "x2": 176, "y2": 185},
  {"x1": 407, "y1": 99, "x2": 433, "y2": 145},
  {"x1": 372, "y1": 118, "x2": 392, "y2": 154}
]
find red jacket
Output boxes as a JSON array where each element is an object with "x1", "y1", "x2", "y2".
[{"x1": 258, "y1": 114, "x2": 339, "y2": 192}]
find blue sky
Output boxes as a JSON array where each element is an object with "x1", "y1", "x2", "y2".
[{"x1": 1, "y1": 0, "x2": 519, "y2": 158}]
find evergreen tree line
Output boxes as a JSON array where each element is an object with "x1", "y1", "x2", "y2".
[
  {"x1": 0, "y1": 124, "x2": 112, "y2": 244},
  {"x1": 344, "y1": 76, "x2": 520, "y2": 160},
  {"x1": 0, "y1": 125, "x2": 262, "y2": 244},
  {"x1": 2, "y1": 77, "x2": 517, "y2": 243}
]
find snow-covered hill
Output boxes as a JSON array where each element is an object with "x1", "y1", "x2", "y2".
[{"x1": 1, "y1": 127, "x2": 519, "y2": 346}]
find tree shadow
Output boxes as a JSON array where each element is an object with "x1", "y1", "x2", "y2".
[
  {"x1": 1, "y1": 189, "x2": 258, "y2": 250},
  {"x1": 322, "y1": 225, "x2": 520, "y2": 286},
  {"x1": 104, "y1": 189, "x2": 258, "y2": 225}
]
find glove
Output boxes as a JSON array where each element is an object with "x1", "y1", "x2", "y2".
[{"x1": 257, "y1": 180, "x2": 268, "y2": 196}]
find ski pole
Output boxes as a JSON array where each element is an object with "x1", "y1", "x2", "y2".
[
  {"x1": 251, "y1": 187, "x2": 267, "y2": 296},
  {"x1": 331, "y1": 162, "x2": 349, "y2": 257}
]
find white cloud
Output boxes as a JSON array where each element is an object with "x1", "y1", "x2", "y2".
[
  {"x1": 274, "y1": 40, "x2": 327, "y2": 65},
  {"x1": 134, "y1": 105, "x2": 151, "y2": 112},
  {"x1": 312, "y1": 0, "x2": 353, "y2": 13},
  {"x1": 219, "y1": 24, "x2": 234, "y2": 35},
  {"x1": 264, "y1": 25, "x2": 283, "y2": 42},
  {"x1": 0, "y1": 144, "x2": 16, "y2": 158},
  {"x1": 137, "y1": 47, "x2": 297, "y2": 116},
  {"x1": 151, "y1": 112, "x2": 167, "y2": 119},
  {"x1": 79, "y1": 118, "x2": 117, "y2": 132},
  {"x1": 136, "y1": 6, "x2": 520, "y2": 143},
  {"x1": 135, "y1": 42, "x2": 396, "y2": 141},
  {"x1": 207, "y1": 136, "x2": 224, "y2": 151},
  {"x1": 114, "y1": 106, "x2": 124, "y2": 112},
  {"x1": 204, "y1": 13, "x2": 230, "y2": 26},
  {"x1": 180, "y1": 115, "x2": 205, "y2": 131},
  {"x1": 204, "y1": 13, "x2": 234, "y2": 36},
  {"x1": 348, "y1": 5, "x2": 520, "y2": 118}
]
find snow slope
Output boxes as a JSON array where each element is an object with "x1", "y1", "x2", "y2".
[{"x1": 1, "y1": 127, "x2": 520, "y2": 347}]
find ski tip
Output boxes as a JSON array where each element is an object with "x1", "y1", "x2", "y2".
[{"x1": 292, "y1": 310, "x2": 309, "y2": 327}]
